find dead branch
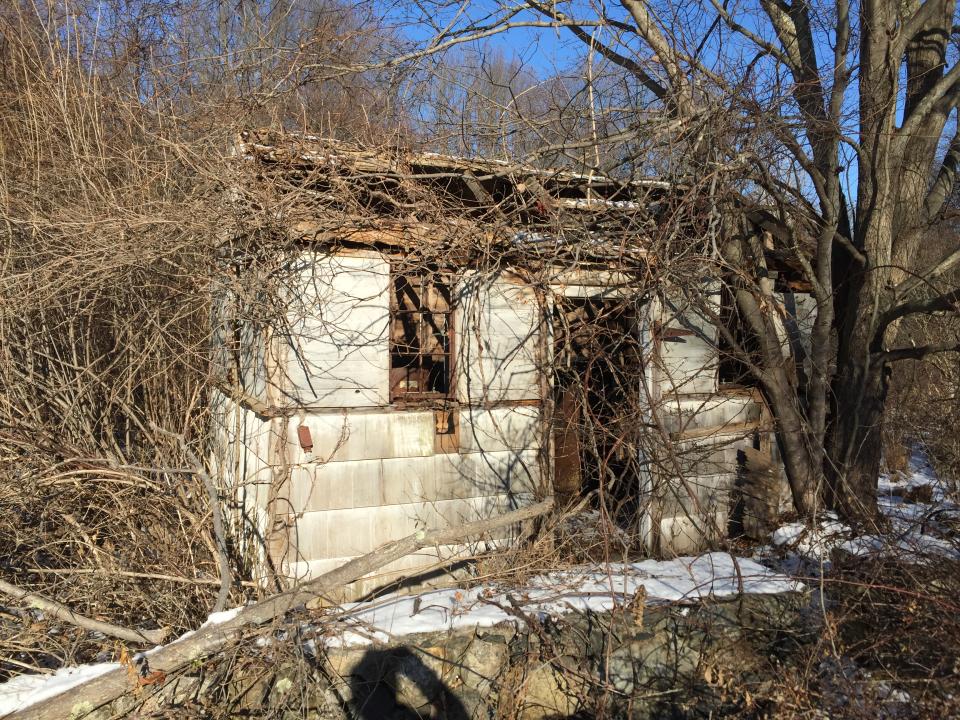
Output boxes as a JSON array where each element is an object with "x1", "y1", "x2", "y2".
[
  {"x1": 149, "y1": 424, "x2": 232, "y2": 614},
  {"x1": 0, "y1": 579, "x2": 169, "y2": 646},
  {"x1": 875, "y1": 342, "x2": 960, "y2": 363},
  {"x1": 7, "y1": 499, "x2": 553, "y2": 720}
]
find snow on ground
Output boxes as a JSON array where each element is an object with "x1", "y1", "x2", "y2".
[
  {"x1": 771, "y1": 516, "x2": 851, "y2": 560},
  {"x1": 322, "y1": 553, "x2": 801, "y2": 647},
  {"x1": 768, "y1": 446, "x2": 959, "y2": 568},
  {"x1": 0, "y1": 605, "x2": 249, "y2": 717},
  {"x1": 0, "y1": 663, "x2": 117, "y2": 717},
  {"x1": 878, "y1": 451, "x2": 943, "y2": 500},
  {"x1": 839, "y1": 532, "x2": 960, "y2": 560},
  {"x1": 0, "y1": 553, "x2": 800, "y2": 714}
]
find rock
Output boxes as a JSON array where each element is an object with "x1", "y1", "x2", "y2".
[
  {"x1": 97, "y1": 590, "x2": 809, "y2": 720},
  {"x1": 517, "y1": 663, "x2": 584, "y2": 719},
  {"x1": 457, "y1": 632, "x2": 511, "y2": 692}
]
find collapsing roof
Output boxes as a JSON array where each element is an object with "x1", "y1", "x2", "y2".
[
  {"x1": 237, "y1": 129, "x2": 671, "y2": 211},
  {"x1": 233, "y1": 130, "x2": 810, "y2": 290},
  {"x1": 232, "y1": 129, "x2": 686, "y2": 266}
]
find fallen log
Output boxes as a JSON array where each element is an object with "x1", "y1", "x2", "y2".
[
  {"x1": 0, "y1": 579, "x2": 170, "y2": 646},
  {"x1": 7, "y1": 499, "x2": 553, "y2": 720}
]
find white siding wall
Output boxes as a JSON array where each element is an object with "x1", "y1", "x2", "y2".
[
  {"x1": 456, "y1": 273, "x2": 542, "y2": 403},
  {"x1": 657, "y1": 393, "x2": 761, "y2": 435},
  {"x1": 208, "y1": 393, "x2": 277, "y2": 574},
  {"x1": 226, "y1": 255, "x2": 547, "y2": 595},
  {"x1": 271, "y1": 252, "x2": 391, "y2": 408},
  {"x1": 647, "y1": 283, "x2": 760, "y2": 554},
  {"x1": 655, "y1": 286, "x2": 720, "y2": 396}
]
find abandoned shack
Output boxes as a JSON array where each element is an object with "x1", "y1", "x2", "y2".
[{"x1": 210, "y1": 130, "x2": 813, "y2": 596}]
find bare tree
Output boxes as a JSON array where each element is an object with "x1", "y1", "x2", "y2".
[
  {"x1": 0, "y1": 0, "x2": 409, "y2": 669},
  {"x1": 395, "y1": 0, "x2": 960, "y2": 525}
]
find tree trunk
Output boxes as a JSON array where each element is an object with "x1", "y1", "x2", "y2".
[
  {"x1": 826, "y1": 226, "x2": 891, "y2": 525},
  {"x1": 825, "y1": 351, "x2": 889, "y2": 524},
  {"x1": 761, "y1": 369, "x2": 817, "y2": 517},
  {"x1": 726, "y1": 239, "x2": 820, "y2": 518}
]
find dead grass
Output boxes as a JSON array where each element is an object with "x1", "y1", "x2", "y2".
[
  {"x1": 729, "y1": 550, "x2": 960, "y2": 720},
  {"x1": 0, "y1": 444, "x2": 226, "y2": 678}
]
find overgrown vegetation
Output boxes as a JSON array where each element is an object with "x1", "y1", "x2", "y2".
[{"x1": 2, "y1": 1, "x2": 960, "y2": 718}]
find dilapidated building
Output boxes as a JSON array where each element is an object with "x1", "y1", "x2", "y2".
[{"x1": 210, "y1": 131, "x2": 812, "y2": 597}]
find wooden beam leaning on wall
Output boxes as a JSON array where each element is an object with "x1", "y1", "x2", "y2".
[{"x1": 9, "y1": 500, "x2": 554, "y2": 720}]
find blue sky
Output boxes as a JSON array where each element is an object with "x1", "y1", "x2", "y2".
[{"x1": 377, "y1": 0, "x2": 960, "y2": 210}]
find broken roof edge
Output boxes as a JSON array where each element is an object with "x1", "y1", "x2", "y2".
[
  {"x1": 235, "y1": 129, "x2": 673, "y2": 196},
  {"x1": 282, "y1": 217, "x2": 653, "y2": 267},
  {"x1": 229, "y1": 131, "x2": 810, "y2": 289}
]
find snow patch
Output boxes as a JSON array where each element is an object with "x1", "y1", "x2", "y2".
[
  {"x1": 0, "y1": 608, "x2": 245, "y2": 715},
  {"x1": 201, "y1": 606, "x2": 244, "y2": 628},
  {"x1": 769, "y1": 447, "x2": 959, "y2": 567},
  {"x1": 771, "y1": 516, "x2": 851, "y2": 559},
  {"x1": 0, "y1": 554, "x2": 800, "y2": 712},
  {"x1": 0, "y1": 663, "x2": 118, "y2": 716},
  {"x1": 839, "y1": 533, "x2": 960, "y2": 561},
  {"x1": 322, "y1": 553, "x2": 802, "y2": 648}
]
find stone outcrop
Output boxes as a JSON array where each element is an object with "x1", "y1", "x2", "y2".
[{"x1": 133, "y1": 589, "x2": 808, "y2": 719}]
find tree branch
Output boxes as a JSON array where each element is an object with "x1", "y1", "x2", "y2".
[
  {"x1": 149, "y1": 424, "x2": 233, "y2": 615},
  {"x1": 524, "y1": 0, "x2": 667, "y2": 100},
  {"x1": 881, "y1": 286, "x2": 960, "y2": 328},
  {"x1": 8, "y1": 500, "x2": 554, "y2": 720},
  {"x1": 708, "y1": 0, "x2": 791, "y2": 67},
  {"x1": 875, "y1": 342, "x2": 960, "y2": 362},
  {"x1": 896, "y1": 59, "x2": 960, "y2": 140},
  {"x1": 923, "y1": 121, "x2": 960, "y2": 222},
  {"x1": 619, "y1": 0, "x2": 693, "y2": 113},
  {"x1": 896, "y1": 0, "x2": 952, "y2": 59},
  {"x1": 893, "y1": 244, "x2": 960, "y2": 298},
  {"x1": 0, "y1": 579, "x2": 169, "y2": 646}
]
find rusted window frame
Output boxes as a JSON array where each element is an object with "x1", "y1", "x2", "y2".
[{"x1": 388, "y1": 265, "x2": 456, "y2": 404}]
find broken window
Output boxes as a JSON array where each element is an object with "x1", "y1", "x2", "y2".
[{"x1": 389, "y1": 270, "x2": 453, "y2": 401}]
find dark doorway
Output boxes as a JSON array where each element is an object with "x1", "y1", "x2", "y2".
[{"x1": 553, "y1": 296, "x2": 644, "y2": 523}]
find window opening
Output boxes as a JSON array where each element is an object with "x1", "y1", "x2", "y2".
[{"x1": 389, "y1": 270, "x2": 453, "y2": 401}]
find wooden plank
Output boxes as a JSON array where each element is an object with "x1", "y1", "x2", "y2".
[
  {"x1": 286, "y1": 506, "x2": 375, "y2": 559},
  {"x1": 655, "y1": 513, "x2": 727, "y2": 556},
  {"x1": 239, "y1": 319, "x2": 268, "y2": 401},
  {"x1": 380, "y1": 455, "x2": 443, "y2": 506},
  {"x1": 274, "y1": 385, "x2": 386, "y2": 408},
  {"x1": 287, "y1": 459, "x2": 384, "y2": 514},
  {"x1": 449, "y1": 450, "x2": 540, "y2": 497},
  {"x1": 459, "y1": 358, "x2": 541, "y2": 402},
  {"x1": 670, "y1": 443, "x2": 742, "y2": 479},
  {"x1": 657, "y1": 365, "x2": 717, "y2": 396},
  {"x1": 553, "y1": 388, "x2": 582, "y2": 496}
]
